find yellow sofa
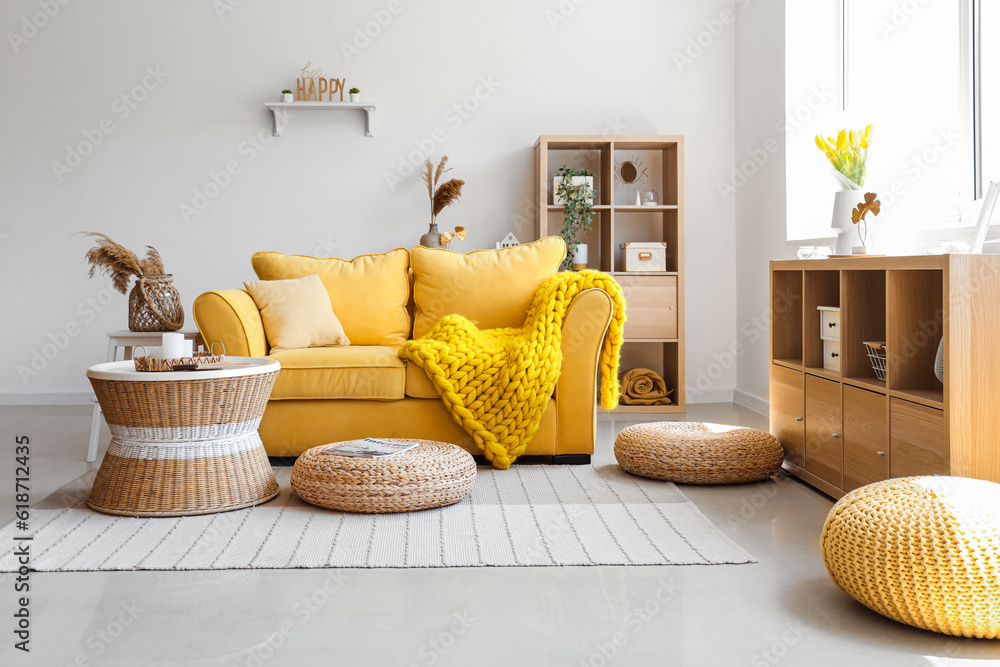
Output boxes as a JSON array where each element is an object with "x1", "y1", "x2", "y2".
[{"x1": 192, "y1": 238, "x2": 614, "y2": 462}]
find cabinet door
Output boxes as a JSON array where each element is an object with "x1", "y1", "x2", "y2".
[
  {"x1": 617, "y1": 275, "x2": 677, "y2": 340},
  {"x1": 805, "y1": 374, "x2": 843, "y2": 488},
  {"x1": 770, "y1": 365, "x2": 805, "y2": 467},
  {"x1": 843, "y1": 386, "x2": 889, "y2": 491},
  {"x1": 890, "y1": 398, "x2": 947, "y2": 477}
]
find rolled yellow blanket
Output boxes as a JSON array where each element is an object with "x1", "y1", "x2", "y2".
[{"x1": 619, "y1": 368, "x2": 673, "y2": 406}]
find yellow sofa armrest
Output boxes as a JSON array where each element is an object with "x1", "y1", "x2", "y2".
[
  {"x1": 556, "y1": 288, "x2": 615, "y2": 456},
  {"x1": 193, "y1": 290, "x2": 268, "y2": 357}
]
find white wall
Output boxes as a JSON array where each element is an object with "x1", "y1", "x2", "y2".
[
  {"x1": 1, "y1": 0, "x2": 739, "y2": 401},
  {"x1": 733, "y1": 0, "x2": 791, "y2": 412}
]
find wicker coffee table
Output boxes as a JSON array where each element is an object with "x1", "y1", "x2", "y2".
[
  {"x1": 291, "y1": 440, "x2": 477, "y2": 513},
  {"x1": 86, "y1": 357, "x2": 280, "y2": 517}
]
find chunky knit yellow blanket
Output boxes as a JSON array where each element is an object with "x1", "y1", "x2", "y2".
[{"x1": 399, "y1": 270, "x2": 625, "y2": 469}]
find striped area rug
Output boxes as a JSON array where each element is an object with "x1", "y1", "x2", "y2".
[{"x1": 0, "y1": 464, "x2": 754, "y2": 571}]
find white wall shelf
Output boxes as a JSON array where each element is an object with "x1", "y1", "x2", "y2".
[{"x1": 264, "y1": 102, "x2": 377, "y2": 138}]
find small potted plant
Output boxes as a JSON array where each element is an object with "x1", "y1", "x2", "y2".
[
  {"x1": 281, "y1": 89, "x2": 294, "y2": 103},
  {"x1": 349, "y1": 87, "x2": 360, "y2": 103},
  {"x1": 554, "y1": 165, "x2": 595, "y2": 271}
]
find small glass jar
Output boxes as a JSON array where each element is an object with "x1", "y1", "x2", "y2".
[{"x1": 640, "y1": 190, "x2": 659, "y2": 206}]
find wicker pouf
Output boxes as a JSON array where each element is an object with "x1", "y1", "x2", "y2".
[
  {"x1": 291, "y1": 440, "x2": 477, "y2": 513},
  {"x1": 822, "y1": 476, "x2": 1000, "y2": 638},
  {"x1": 614, "y1": 422, "x2": 783, "y2": 484}
]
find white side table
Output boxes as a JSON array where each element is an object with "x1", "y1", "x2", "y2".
[{"x1": 87, "y1": 330, "x2": 203, "y2": 462}]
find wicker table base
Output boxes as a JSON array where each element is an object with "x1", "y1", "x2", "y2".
[
  {"x1": 291, "y1": 440, "x2": 477, "y2": 513},
  {"x1": 86, "y1": 359, "x2": 280, "y2": 517}
]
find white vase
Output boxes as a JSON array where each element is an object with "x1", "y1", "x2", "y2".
[
  {"x1": 350, "y1": 93, "x2": 360, "y2": 103},
  {"x1": 831, "y1": 190, "x2": 863, "y2": 255},
  {"x1": 281, "y1": 93, "x2": 293, "y2": 103},
  {"x1": 572, "y1": 243, "x2": 589, "y2": 270}
]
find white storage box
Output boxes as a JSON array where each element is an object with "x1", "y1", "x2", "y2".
[
  {"x1": 823, "y1": 339, "x2": 841, "y2": 372},
  {"x1": 619, "y1": 242, "x2": 668, "y2": 272},
  {"x1": 817, "y1": 306, "x2": 840, "y2": 341},
  {"x1": 817, "y1": 306, "x2": 841, "y2": 372}
]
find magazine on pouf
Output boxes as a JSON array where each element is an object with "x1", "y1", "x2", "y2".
[{"x1": 321, "y1": 438, "x2": 418, "y2": 458}]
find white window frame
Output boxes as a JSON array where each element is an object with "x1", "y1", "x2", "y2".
[{"x1": 789, "y1": 0, "x2": 999, "y2": 248}]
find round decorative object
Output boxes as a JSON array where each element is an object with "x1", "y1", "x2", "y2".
[
  {"x1": 934, "y1": 337, "x2": 944, "y2": 383},
  {"x1": 614, "y1": 422, "x2": 784, "y2": 484},
  {"x1": 128, "y1": 274, "x2": 184, "y2": 332},
  {"x1": 291, "y1": 440, "x2": 477, "y2": 513},
  {"x1": 821, "y1": 476, "x2": 1000, "y2": 638},
  {"x1": 86, "y1": 358, "x2": 280, "y2": 516}
]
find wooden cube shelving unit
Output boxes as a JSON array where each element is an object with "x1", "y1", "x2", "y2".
[
  {"x1": 534, "y1": 135, "x2": 685, "y2": 413},
  {"x1": 769, "y1": 255, "x2": 1000, "y2": 498}
]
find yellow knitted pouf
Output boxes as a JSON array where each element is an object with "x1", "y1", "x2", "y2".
[
  {"x1": 821, "y1": 476, "x2": 1000, "y2": 638},
  {"x1": 614, "y1": 422, "x2": 784, "y2": 484}
]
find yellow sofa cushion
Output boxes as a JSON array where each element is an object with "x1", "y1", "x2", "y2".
[
  {"x1": 251, "y1": 248, "x2": 410, "y2": 347},
  {"x1": 267, "y1": 346, "x2": 405, "y2": 401},
  {"x1": 404, "y1": 362, "x2": 439, "y2": 399},
  {"x1": 243, "y1": 274, "x2": 351, "y2": 353},
  {"x1": 410, "y1": 236, "x2": 566, "y2": 339}
]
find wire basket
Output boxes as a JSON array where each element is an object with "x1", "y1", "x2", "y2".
[{"x1": 863, "y1": 341, "x2": 887, "y2": 381}]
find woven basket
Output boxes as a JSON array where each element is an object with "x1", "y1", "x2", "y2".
[
  {"x1": 291, "y1": 440, "x2": 477, "y2": 513},
  {"x1": 821, "y1": 476, "x2": 1000, "y2": 638},
  {"x1": 129, "y1": 274, "x2": 184, "y2": 332},
  {"x1": 133, "y1": 351, "x2": 223, "y2": 372},
  {"x1": 614, "y1": 422, "x2": 784, "y2": 484}
]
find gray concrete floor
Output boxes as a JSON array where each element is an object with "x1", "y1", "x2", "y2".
[{"x1": 0, "y1": 403, "x2": 997, "y2": 666}]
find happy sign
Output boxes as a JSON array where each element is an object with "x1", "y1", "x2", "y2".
[{"x1": 296, "y1": 62, "x2": 346, "y2": 101}]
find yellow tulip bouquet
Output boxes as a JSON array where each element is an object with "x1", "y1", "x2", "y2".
[{"x1": 815, "y1": 125, "x2": 873, "y2": 190}]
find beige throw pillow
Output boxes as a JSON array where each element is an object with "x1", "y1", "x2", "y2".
[{"x1": 244, "y1": 274, "x2": 350, "y2": 353}]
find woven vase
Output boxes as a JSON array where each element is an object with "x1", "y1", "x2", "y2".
[{"x1": 128, "y1": 274, "x2": 184, "y2": 332}]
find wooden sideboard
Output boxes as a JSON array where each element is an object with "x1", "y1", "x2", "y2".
[{"x1": 769, "y1": 255, "x2": 1000, "y2": 498}]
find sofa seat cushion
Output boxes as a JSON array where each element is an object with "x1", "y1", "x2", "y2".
[
  {"x1": 404, "y1": 354, "x2": 557, "y2": 400},
  {"x1": 268, "y1": 346, "x2": 405, "y2": 401},
  {"x1": 405, "y1": 362, "x2": 439, "y2": 399}
]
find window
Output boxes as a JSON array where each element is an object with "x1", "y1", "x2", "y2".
[
  {"x1": 977, "y1": 0, "x2": 1000, "y2": 197},
  {"x1": 785, "y1": 1, "x2": 994, "y2": 243}
]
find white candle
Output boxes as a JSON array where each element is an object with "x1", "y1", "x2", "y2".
[
  {"x1": 161, "y1": 332, "x2": 184, "y2": 359},
  {"x1": 183, "y1": 339, "x2": 194, "y2": 358},
  {"x1": 574, "y1": 244, "x2": 588, "y2": 266},
  {"x1": 143, "y1": 346, "x2": 161, "y2": 359}
]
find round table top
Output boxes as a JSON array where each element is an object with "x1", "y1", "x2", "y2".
[{"x1": 87, "y1": 357, "x2": 279, "y2": 381}]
